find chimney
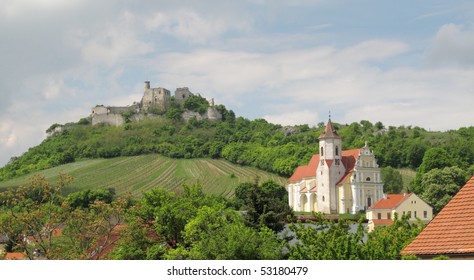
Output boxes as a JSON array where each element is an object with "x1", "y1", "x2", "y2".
[{"x1": 144, "y1": 81, "x2": 150, "y2": 90}]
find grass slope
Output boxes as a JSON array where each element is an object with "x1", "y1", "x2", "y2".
[
  {"x1": 398, "y1": 168, "x2": 416, "y2": 192},
  {"x1": 0, "y1": 155, "x2": 287, "y2": 198}
]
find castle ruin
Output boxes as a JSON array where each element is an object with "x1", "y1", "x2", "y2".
[{"x1": 91, "y1": 81, "x2": 222, "y2": 126}]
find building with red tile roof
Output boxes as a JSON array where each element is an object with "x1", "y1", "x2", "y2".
[
  {"x1": 287, "y1": 119, "x2": 384, "y2": 214},
  {"x1": 4, "y1": 252, "x2": 27, "y2": 260},
  {"x1": 366, "y1": 193, "x2": 433, "y2": 232},
  {"x1": 401, "y1": 176, "x2": 474, "y2": 259}
]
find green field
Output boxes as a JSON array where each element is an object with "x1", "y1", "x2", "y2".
[
  {"x1": 0, "y1": 155, "x2": 287, "y2": 198},
  {"x1": 398, "y1": 168, "x2": 416, "y2": 192}
]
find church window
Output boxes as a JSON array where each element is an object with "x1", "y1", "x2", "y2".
[
  {"x1": 322, "y1": 196, "x2": 325, "y2": 202},
  {"x1": 366, "y1": 177, "x2": 371, "y2": 181},
  {"x1": 414, "y1": 211, "x2": 417, "y2": 218},
  {"x1": 335, "y1": 146, "x2": 339, "y2": 156},
  {"x1": 321, "y1": 147, "x2": 324, "y2": 156}
]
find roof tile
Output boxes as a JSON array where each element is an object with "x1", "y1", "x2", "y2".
[{"x1": 401, "y1": 176, "x2": 474, "y2": 256}]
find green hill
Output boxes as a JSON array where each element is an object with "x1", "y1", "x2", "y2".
[{"x1": 0, "y1": 155, "x2": 287, "y2": 198}]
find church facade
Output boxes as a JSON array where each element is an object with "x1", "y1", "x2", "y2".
[{"x1": 287, "y1": 120, "x2": 384, "y2": 214}]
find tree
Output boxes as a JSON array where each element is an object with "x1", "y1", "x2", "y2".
[
  {"x1": 381, "y1": 167, "x2": 403, "y2": 194},
  {"x1": 0, "y1": 174, "x2": 72, "y2": 259},
  {"x1": 418, "y1": 148, "x2": 452, "y2": 174},
  {"x1": 420, "y1": 166, "x2": 468, "y2": 213},
  {"x1": 287, "y1": 213, "x2": 425, "y2": 260},
  {"x1": 362, "y1": 214, "x2": 424, "y2": 259},
  {"x1": 164, "y1": 204, "x2": 284, "y2": 260},
  {"x1": 65, "y1": 188, "x2": 115, "y2": 209},
  {"x1": 235, "y1": 179, "x2": 293, "y2": 232},
  {"x1": 183, "y1": 95, "x2": 209, "y2": 114},
  {"x1": 56, "y1": 197, "x2": 127, "y2": 260},
  {"x1": 288, "y1": 213, "x2": 365, "y2": 260}
]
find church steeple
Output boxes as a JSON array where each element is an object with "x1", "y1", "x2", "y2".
[{"x1": 319, "y1": 119, "x2": 342, "y2": 159}]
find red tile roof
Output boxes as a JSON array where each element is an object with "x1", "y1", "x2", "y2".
[
  {"x1": 4, "y1": 252, "x2": 26, "y2": 260},
  {"x1": 288, "y1": 154, "x2": 320, "y2": 182},
  {"x1": 368, "y1": 194, "x2": 412, "y2": 210},
  {"x1": 288, "y1": 149, "x2": 362, "y2": 184},
  {"x1": 372, "y1": 219, "x2": 394, "y2": 226},
  {"x1": 401, "y1": 176, "x2": 474, "y2": 257}
]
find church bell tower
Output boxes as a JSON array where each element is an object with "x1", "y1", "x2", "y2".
[{"x1": 316, "y1": 118, "x2": 346, "y2": 213}]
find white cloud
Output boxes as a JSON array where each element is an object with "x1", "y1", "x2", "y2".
[
  {"x1": 264, "y1": 110, "x2": 320, "y2": 126},
  {"x1": 145, "y1": 10, "x2": 250, "y2": 44},
  {"x1": 78, "y1": 13, "x2": 153, "y2": 67},
  {"x1": 425, "y1": 24, "x2": 474, "y2": 67},
  {"x1": 42, "y1": 77, "x2": 63, "y2": 100}
]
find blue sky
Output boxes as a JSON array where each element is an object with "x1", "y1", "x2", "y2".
[{"x1": 1, "y1": 0, "x2": 474, "y2": 166}]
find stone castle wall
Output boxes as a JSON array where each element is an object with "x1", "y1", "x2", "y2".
[
  {"x1": 92, "y1": 113, "x2": 125, "y2": 126},
  {"x1": 91, "y1": 82, "x2": 222, "y2": 126}
]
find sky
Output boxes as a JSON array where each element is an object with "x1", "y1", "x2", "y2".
[{"x1": 1, "y1": 0, "x2": 474, "y2": 167}]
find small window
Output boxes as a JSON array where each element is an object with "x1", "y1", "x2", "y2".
[
  {"x1": 387, "y1": 213, "x2": 391, "y2": 220},
  {"x1": 414, "y1": 211, "x2": 417, "y2": 218},
  {"x1": 321, "y1": 147, "x2": 324, "y2": 156},
  {"x1": 335, "y1": 146, "x2": 339, "y2": 156},
  {"x1": 377, "y1": 213, "x2": 382, "y2": 219},
  {"x1": 423, "y1": 211, "x2": 428, "y2": 218},
  {"x1": 322, "y1": 196, "x2": 325, "y2": 202},
  {"x1": 366, "y1": 177, "x2": 371, "y2": 181}
]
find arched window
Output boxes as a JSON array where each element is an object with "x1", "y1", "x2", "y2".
[
  {"x1": 335, "y1": 146, "x2": 339, "y2": 156},
  {"x1": 321, "y1": 147, "x2": 324, "y2": 156},
  {"x1": 366, "y1": 177, "x2": 371, "y2": 181}
]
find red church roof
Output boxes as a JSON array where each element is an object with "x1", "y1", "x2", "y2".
[
  {"x1": 401, "y1": 176, "x2": 474, "y2": 257},
  {"x1": 288, "y1": 148, "x2": 362, "y2": 183}
]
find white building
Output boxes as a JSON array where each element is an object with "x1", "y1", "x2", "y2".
[{"x1": 287, "y1": 119, "x2": 384, "y2": 214}]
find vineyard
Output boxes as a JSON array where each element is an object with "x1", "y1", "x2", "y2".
[{"x1": 0, "y1": 155, "x2": 287, "y2": 198}]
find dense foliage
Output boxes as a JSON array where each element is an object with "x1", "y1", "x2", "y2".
[{"x1": 0, "y1": 175, "x2": 425, "y2": 260}]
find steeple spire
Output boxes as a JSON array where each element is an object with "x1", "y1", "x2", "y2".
[{"x1": 319, "y1": 118, "x2": 340, "y2": 139}]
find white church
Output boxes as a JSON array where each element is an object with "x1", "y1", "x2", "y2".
[{"x1": 287, "y1": 119, "x2": 384, "y2": 214}]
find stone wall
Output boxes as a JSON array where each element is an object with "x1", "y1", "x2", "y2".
[
  {"x1": 175, "y1": 87, "x2": 194, "y2": 103},
  {"x1": 141, "y1": 87, "x2": 171, "y2": 111},
  {"x1": 91, "y1": 114, "x2": 124, "y2": 126}
]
